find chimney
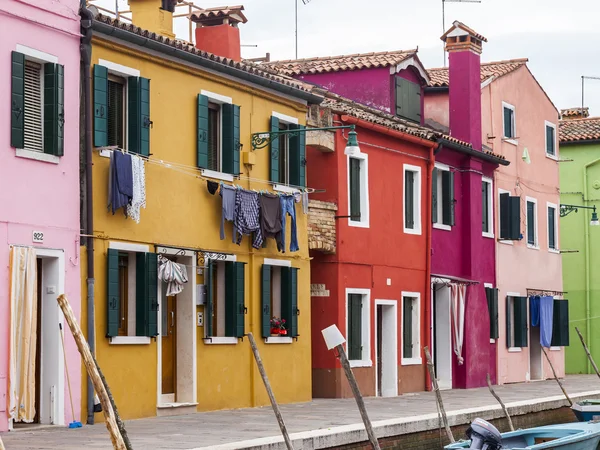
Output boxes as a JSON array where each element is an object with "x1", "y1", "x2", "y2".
[
  {"x1": 191, "y1": 6, "x2": 248, "y2": 62},
  {"x1": 128, "y1": 0, "x2": 177, "y2": 39},
  {"x1": 441, "y1": 21, "x2": 487, "y2": 151},
  {"x1": 561, "y1": 107, "x2": 590, "y2": 120}
]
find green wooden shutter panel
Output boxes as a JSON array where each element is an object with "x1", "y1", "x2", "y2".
[
  {"x1": 204, "y1": 260, "x2": 214, "y2": 337},
  {"x1": 349, "y1": 158, "x2": 361, "y2": 220},
  {"x1": 289, "y1": 124, "x2": 306, "y2": 187},
  {"x1": 410, "y1": 80, "x2": 422, "y2": 123},
  {"x1": 290, "y1": 267, "x2": 299, "y2": 337},
  {"x1": 486, "y1": 288, "x2": 499, "y2": 339},
  {"x1": 432, "y1": 168, "x2": 438, "y2": 223},
  {"x1": 197, "y1": 94, "x2": 209, "y2": 168},
  {"x1": 551, "y1": 299, "x2": 570, "y2": 347},
  {"x1": 546, "y1": 126, "x2": 555, "y2": 155},
  {"x1": 225, "y1": 261, "x2": 245, "y2": 338},
  {"x1": 482, "y1": 181, "x2": 489, "y2": 233},
  {"x1": 93, "y1": 64, "x2": 108, "y2": 147},
  {"x1": 503, "y1": 107, "x2": 513, "y2": 138},
  {"x1": 128, "y1": 76, "x2": 151, "y2": 156},
  {"x1": 222, "y1": 103, "x2": 240, "y2": 175},
  {"x1": 135, "y1": 252, "x2": 158, "y2": 337},
  {"x1": 234, "y1": 262, "x2": 245, "y2": 338},
  {"x1": 11, "y1": 51, "x2": 25, "y2": 148},
  {"x1": 548, "y1": 207, "x2": 556, "y2": 249},
  {"x1": 500, "y1": 193, "x2": 510, "y2": 239},
  {"x1": 261, "y1": 264, "x2": 272, "y2": 338},
  {"x1": 270, "y1": 115, "x2": 280, "y2": 182},
  {"x1": 527, "y1": 201, "x2": 535, "y2": 245},
  {"x1": 403, "y1": 298, "x2": 413, "y2": 358},
  {"x1": 514, "y1": 296, "x2": 528, "y2": 347},
  {"x1": 509, "y1": 196, "x2": 521, "y2": 240},
  {"x1": 395, "y1": 77, "x2": 420, "y2": 122},
  {"x1": 405, "y1": 170, "x2": 414, "y2": 228},
  {"x1": 348, "y1": 294, "x2": 362, "y2": 360},
  {"x1": 281, "y1": 267, "x2": 299, "y2": 338},
  {"x1": 43, "y1": 63, "x2": 64, "y2": 156},
  {"x1": 506, "y1": 296, "x2": 512, "y2": 348},
  {"x1": 106, "y1": 249, "x2": 120, "y2": 338},
  {"x1": 442, "y1": 171, "x2": 454, "y2": 226},
  {"x1": 146, "y1": 252, "x2": 158, "y2": 337}
]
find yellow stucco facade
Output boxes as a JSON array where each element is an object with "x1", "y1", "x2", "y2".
[{"x1": 80, "y1": 30, "x2": 314, "y2": 422}]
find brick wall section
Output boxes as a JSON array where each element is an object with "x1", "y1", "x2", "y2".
[
  {"x1": 308, "y1": 200, "x2": 337, "y2": 254},
  {"x1": 333, "y1": 407, "x2": 577, "y2": 450}
]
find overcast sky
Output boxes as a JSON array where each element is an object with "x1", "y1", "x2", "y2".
[{"x1": 96, "y1": 0, "x2": 600, "y2": 116}]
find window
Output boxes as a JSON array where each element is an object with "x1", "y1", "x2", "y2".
[
  {"x1": 404, "y1": 165, "x2": 422, "y2": 235},
  {"x1": 499, "y1": 191, "x2": 521, "y2": 240},
  {"x1": 346, "y1": 288, "x2": 371, "y2": 366},
  {"x1": 269, "y1": 113, "x2": 306, "y2": 187},
  {"x1": 432, "y1": 164, "x2": 455, "y2": 229},
  {"x1": 548, "y1": 203, "x2": 558, "y2": 251},
  {"x1": 207, "y1": 102, "x2": 221, "y2": 171},
  {"x1": 551, "y1": 299, "x2": 570, "y2": 347},
  {"x1": 107, "y1": 75, "x2": 125, "y2": 148},
  {"x1": 485, "y1": 287, "x2": 499, "y2": 339},
  {"x1": 11, "y1": 49, "x2": 64, "y2": 158},
  {"x1": 347, "y1": 153, "x2": 369, "y2": 227},
  {"x1": 401, "y1": 292, "x2": 421, "y2": 365},
  {"x1": 545, "y1": 122, "x2": 557, "y2": 158},
  {"x1": 395, "y1": 77, "x2": 421, "y2": 123},
  {"x1": 502, "y1": 102, "x2": 516, "y2": 140},
  {"x1": 278, "y1": 122, "x2": 290, "y2": 184},
  {"x1": 526, "y1": 197, "x2": 538, "y2": 248},
  {"x1": 204, "y1": 259, "x2": 245, "y2": 340},
  {"x1": 482, "y1": 177, "x2": 493, "y2": 237},
  {"x1": 106, "y1": 246, "x2": 157, "y2": 340},
  {"x1": 261, "y1": 263, "x2": 299, "y2": 339},
  {"x1": 506, "y1": 295, "x2": 528, "y2": 348}
]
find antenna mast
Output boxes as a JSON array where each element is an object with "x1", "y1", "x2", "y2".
[
  {"x1": 582, "y1": 76, "x2": 600, "y2": 114},
  {"x1": 296, "y1": 0, "x2": 311, "y2": 59},
  {"x1": 441, "y1": 0, "x2": 481, "y2": 66}
]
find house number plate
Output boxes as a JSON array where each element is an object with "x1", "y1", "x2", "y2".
[{"x1": 32, "y1": 231, "x2": 44, "y2": 243}]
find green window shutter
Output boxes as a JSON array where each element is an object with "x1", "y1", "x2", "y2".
[
  {"x1": 43, "y1": 63, "x2": 65, "y2": 156},
  {"x1": 225, "y1": 261, "x2": 245, "y2": 338},
  {"x1": 486, "y1": 288, "x2": 499, "y2": 340},
  {"x1": 106, "y1": 249, "x2": 120, "y2": 338},
  {"x1": 548, "y1": 207, "x2": 556, "y2": 249},
  {"x1": 281, "y1": 267, "x2": 299, "y2": 337},
  {"x1": 222, "y1": 103, "x2": 240, "y2": 175},
  {"x1": 482, "y1": 181, "x2": 488, "y2": 233},
  {"x1": 527, "y1": 201, "x2": 535, "y2": 245},
  {"x1": 349, "y1": 158, "x2": 361, "y2": 220},
  {"x1": 128, "y1": 76, "x2": 151, "y2": 156},
  {"x1": 409, "y1": 80, "x2": 422, "y2": 123},
  {"x1": 499, "y1": 193, "x2": 510, "y2": 239},
  {"x1": 93, "y1": 64, "x2": 108, "y2": 147},
  {"x1": 432, "y1": 168, "x2": 438, "y2": 223},
  {"x1": 546, "y1": 125, "x2": 555, "y2": 155},
  {"x1": 289, "y1": 124, "x2": 306, "y2": 187},
  {"x1": 403, "y1": 297, "x2": 413, "y2": 358},
  {"x1": 11, "y1": 51, "x2": 25, "y2": 149},
  {"x1": 506, "y1": 296, "x2": 512, "y2": 348},
  {"x1": 405, "y1": 170, "x2": 414, "y2": 228},
  {"x1": 509, "y1": 196, "x2": 521, "y2": 240},
  {"x1": 146, "y1": 252, "x2": 158, "y2": 337},
  {"x1": 135, "y1": 252, "x2": 158, "y2": 337},
  {"x1": 503, "y1": 107, "x2": 513, "y2": 138},
  {"x1": 442, "y1": 170, "x2": 455, "y2": 226},
  {"x1": 514, "y1": 296, "x2": 528, "y2": 347},
  {"x1": 348, "y1": 294, "x2": 362, "y2": 360},
  {"x1": 261, "y1": 264, "x2": 272, "y2": 338},
  {"x1": 270, "y1": 115, "x2": 280, "y2": 182},
  {"x1": 204, "y1": 260, "x2": 214, "y2": 338},
  {"x1": 551, "y1": 299, "x2": 570, "y2": 347},
  {"x1": 395, "y1": 77, "x2": 420, "y2": 123},
  {"x1": 197, "y1": 94, "x2": 209, "y2": 168}
]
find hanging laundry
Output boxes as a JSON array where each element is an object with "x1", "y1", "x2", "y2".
[
  {"x1": 126, "y1": 155, "x2": 146, "y2": 223},
  {"x1": 302, "y1": 191, "x2": 309, "y2": 215},
  {"x1": 530, "y1": 295, "x2": 541, "y2": 327},
  {"x1": 107, "y1": 151, "x2": 133, "y2": 215},
  {"x1": 207, "y1": 180, "x2": 219, "y2": 195},
  {"x1": 158, "y1": 258, "x2": 188, "y2": 296},
  {"x1": 220, "y1": 184, "x2": 237, "y2": 241},
  {"x1": 540, "y1": 296, "x2": 554, "y2": 348},
  {"x1": 259, "y1": 193, "x2": 282, "y2": 247},
  {"x1": 450, "y1": 283, "x2": 466, "y2": 365},
  {"x1": 280, "y1": 195, "x2": 299, "y2": 252},
  {"x1": 234, "y1": 189, "x2": 263, "y2": 249}
]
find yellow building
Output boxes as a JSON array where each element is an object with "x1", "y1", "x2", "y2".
[{"x1": 80, "y1": 1, "x2": 322, "y2": 421}]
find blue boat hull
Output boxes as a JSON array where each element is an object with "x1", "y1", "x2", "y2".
[{"x1": 572, "y1": 400, "x2": 600, "y2": 422}]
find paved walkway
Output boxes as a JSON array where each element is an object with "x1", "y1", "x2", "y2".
[{"x1": 2, "y1": 375, "x2": 599, "y2": 450}]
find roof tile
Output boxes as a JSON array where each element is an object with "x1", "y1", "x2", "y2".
[
  {"x1": 427, "y1": 58, "x2": 528, "y2": 87},
  {"x1": 560, "y1": 107, "x2": 590, "y2": 119},
  {"x1": 190, "y1": 5, "x2": 247, "y2": 24},
  {"x1": 559, "y1": 117, "x2": 600, "y2": 143}
]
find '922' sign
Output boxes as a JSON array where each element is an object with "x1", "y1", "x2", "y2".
[{"x1": 32, "y1": 231, "x2": 44, "y2": 243}]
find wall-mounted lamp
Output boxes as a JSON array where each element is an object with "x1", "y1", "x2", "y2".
[
  {"x1": 251, "y1": 124, "x2": 360, "y2": 154},
  {"x1": 560, "y1": 204, "x2": 600, "y2": 226}
]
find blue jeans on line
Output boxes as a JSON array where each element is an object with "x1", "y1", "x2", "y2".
[{"x1": 280, "y1": 195, "x2": 299, "y2": 252}]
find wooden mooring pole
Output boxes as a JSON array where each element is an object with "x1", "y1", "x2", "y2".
[
  {"x1": 424, "y1": 346, "x2": 454, "y2": 443},
  {"x1": 576, "y1": 327, "x2": 600, "y2": 380},
  {"x1": 486, "y1": 373, "x2": 514, "y2": 431},
  {"x1": 0, "y1": 435, "x2": 5, "y2": 450},
  {"x1": 542, "y1": 347, "x2": 573, "y2": 406}
]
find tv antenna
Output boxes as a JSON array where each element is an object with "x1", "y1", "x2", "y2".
[
  {"x1": 441, "y1": 0, "x2": 481, "y2": 66},
  {"x1": 582, "y1": 76, "x2": 600, "y2": 114},
  {"x1": 296, "y1": 0, "x2": 311, "y2": 59}
]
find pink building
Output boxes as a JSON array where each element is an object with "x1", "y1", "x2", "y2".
[
  {"x1": 426, "y1": 25, "x2": 565, "y2": 384},
  {"x1": 0, "y1": 0, "x2": 81, "y2": 431}
]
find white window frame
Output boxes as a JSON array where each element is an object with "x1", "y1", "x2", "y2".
[
  {"x1": 525, "y1": 196, "x2": 539, "y2": 249},
  {"x1": 482, "y1": 176, "x2": 494, "y2": 239},
  {"x1": 345, "y1": 288, "x2": 371, "y2": 367},
  {"x1": 347, "y1": 152, "x2": 370, "y2": 228},
  {"x1": 498, "y1": 188, "x2": 514, "y2": 245},
  {"x1": 401, "y1": 291, "x2": 422, "y2": 366},
  {"x1": 262, "y1": 258, "x2": 293, "y2": 345},
  {"x1": 545, "y1": 121, "x2": 558, "y2": 160},
  {"x1": 547, "y1": 202, "x2": 559, "y2": 253},
  {"x1": 506, "y1": 291, "x2": 524, "y2": 351},
  {"x1": 433, "y1": 162, "x2": 452, "y2": 231},
  {"x1": 403, "y1": 164, "x2": 422, "y2": 235},
  {"x1": 502, "y1": 102, "x2": 517, "y2": 145}
]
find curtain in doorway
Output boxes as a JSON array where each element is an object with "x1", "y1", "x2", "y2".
[
  {"x1": 450, "y1": 283, "x2": 466, "y2": 365},
  {"x1": 8, "y1": 246, "x2": 38, "y2": 423}
]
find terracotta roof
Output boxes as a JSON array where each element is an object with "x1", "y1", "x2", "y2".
[
  {"x1": 559, "y1": 117, "x2": 600, "y2": 143},
  {"x1": 264, "y1": 49, "x2": 418, "y2": 76},
  {"x1": 441, "y1": 20, "x2": 487, "y2": 42},
  {"x1": 427, "y1": 58, "x2": 528, "y2": 87},
  {"x1": 92, "y1": 13, "x2": 312, "y2": 94},
  {"x1": 190, "y1": 5, "x2": 247, "y2": 24},
  {"x1": 561, "y1": 107, "x2": 590, "y2": 119}
]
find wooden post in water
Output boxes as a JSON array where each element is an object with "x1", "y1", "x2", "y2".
[
  {"x1": 0, "y1": 435, "x2": 5, "y2": 450},
  {"x1": 486, "y1": 373, "x2": 514, "y2": 431},
  {"x1": 424, "y1": 346, "x2": 454, "y2": 443},
  {"x1": 247, "y1": 333, "x2": 294, "y2": 450},
  {"x1": 542, "y1": 347, "x2": 573, "y2": 406},
  {"x1": 576, "y1": 327, "x2": 600, "y2": 380}
]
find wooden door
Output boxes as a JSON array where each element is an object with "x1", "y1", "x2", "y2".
[
  {"x1": 33, "y1": 258, "x2": 42, "y2": 423},
  {"x1": 161, "y1": 296, "x2": 177, "y2": 398}
]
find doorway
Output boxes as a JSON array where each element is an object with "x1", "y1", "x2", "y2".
[
  {"x1": 530, "y1": 324, "x2": 543, "y2": 381},
  {"x1": 432, "y1": 282, "x2": 452, "y2": 390},
  {"x1": 375, "y1": 300, "x2": 398, "y2": 397},
  {"x1": 161, "y1": 291, "x2": 177, "y2": 402}
]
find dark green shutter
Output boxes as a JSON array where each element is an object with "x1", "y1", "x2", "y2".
[
  {"x1": 197, "y1": 94, "x2": 209, "y2": 168},
  {"x1": 281, "y1": 267, "x2": 299, "y2": 338},
  {"x1": 136, "y1": 252, "x2": 158, "y2": 337},
  {"x1": 349, "y1": 158, "x2": 361, "y2": 220},
  {"x1": 146, "y1": 252, "x2": 158, "y2": 336},
  {"x1": 432, "y1": 168, "x2": 438, "y2": 223},
  {"x1": 261, "y1": 265, "x2": 272, "y2": 338},
  {"x1": 289, "y1": 124, "x2": 306, "y2": 187},
  {"x1": 106, "y1": 249, "x2": 120, "y2": 338},
  {"x1": 509, "y1": 196, "x2": 521, "y2": 240},
  {"x1": 403, "y1": 297, "x2": 413, "y2": 358},
  {"x1": 506, "y1": 296, "x2": 512, "y2": 348},
  {"x1": 222, "y1": 103, "x2": 240, "y2": 175},
  {"x1": 546, "y1": 125, "x2": 555, "y2": 155},
  {"x1": 93, "y1": 64, "x2": 108, "y2": 147},
  {"x1": 514, "y1": 296, "x2": 528, "y2": 347},
  {"x1": 442, "y1": 171, "x2": 455, "y2": 226},
  {"x1": 548, "y1": 207, "x2": 556, "y2": 249},
  {"x1": 482, "y1": 181, "x2": 489, "y2": 233},
  {"x1": 551, "y1": 299, "x2": 570, "y2": 347},
  {"x1": 348, "y1": 294, "x2": 362, "y2": 360},
  {"x1": 11, "y1": 51, "x2": 25, "y2": 148},
  {"x1": 43, "y1": 63, "x2": 64, "y2": 156},
  {"x1": 500, "y1": 193, "x2": 510, "y2": 239},
  {"x1": 405, "y1": 170, "x2": 414, "y2": 228},
  {"x1": 503, "y1": 107, "x2": 513, "y2": 138},
  {"x1": 527, "y1": 201, "x2": 535, "y2": 245},
  {"x1": 128, "y1": 76, "x2": 150, "y2": 156},
  {"x1": 395, "y1": 77, "x2": 421, "y2": 123},
  {"x1": 225, "y1": 261, "x2": 245, "y2": 338},
  {"x1": 204, "y1": 260, "x2": 214, "y2": 337},
  {"x1": 486, "y1": 288, "x2": 499, "y2": 339},
  {"x1": 270, "y1": 115, "x2": 280, "y2": 182}
]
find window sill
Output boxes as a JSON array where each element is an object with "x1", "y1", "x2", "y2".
[
  {"x1": 201, "y1": 169, "x2": 234, "y2": 183},
  {"x1": 549, "y1": 248, "x2": 560, "y2": 254},
  {"x1": 483, "y1": 232, "x2": 495, "y2": 239},
  {"x1": 550, "y1": 346, "x2": 561, "y2": 351},
  {"x1": 401, "y1": 357, "x2": 423, "y2": 366},
  {"x1": 503, "y1": 138, "x2": 518, "y2": 146},
  {"x1": 109, "y1": 336, "x2": 151, "y2": 345},
  {"x1": 15, "y1": 149, "x2": 60, "y2": 164},
  {"x1": 546, "y1": 153, "x2": 559, "y2": 161},
  {"x1": 264, "y1": 336, "x2": 292, "y2": 344},
  {"x1": 498, "y1": 239, "x2": 514, "y2": 245},
  {"x1": 527, "y1": 244, "x2": 540, "y2": 250},
  {"x1": 349, "y1": 359, "x2": 372, "y2": 368},
  {"x1": 508, "y1": 347, "x2": 522, "y2": 353},
  {"x1": 273, "y1": 184, "x2": 299, "y2": 194},
  {"x1": 433, "y1": 223, "x2": 452, "y2": 231},
  {"x1": 490, "y1": 338, "x2": 496, "y2": 344},
  {"x1": 404, "y1": 227, "x2": 422, "y2": 236},
  {"x1": 203, "y1": 337, "x2": 238, "y2": 345},
  {"x1": 348, "y1": 220, "x2": 370, "y2": 229}
]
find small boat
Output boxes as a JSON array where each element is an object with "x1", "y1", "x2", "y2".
[
  {"x1": 572, "y1": 400, "x2": 600, "y2": 422},
  {"x1": 445, "y1": 418, "x2": 600, "y2": 450}
]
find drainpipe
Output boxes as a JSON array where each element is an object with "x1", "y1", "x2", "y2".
[{"x1": 80, "y1": 1, "x2": 95, "y2": 425}]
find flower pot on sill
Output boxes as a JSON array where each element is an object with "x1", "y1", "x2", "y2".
[
  {"x1": 270, "y1": 333, "x2": 279, "y2": 337},
  {"x1": 280, "y1": 330, "x2": 288, "y2": 336},
  {"x1": 270, "y1": 328, "x2": 280, "y2": 336}
]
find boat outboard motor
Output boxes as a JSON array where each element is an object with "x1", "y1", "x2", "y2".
[{"x1": 465, "y1": 418, "x2": 503, "y2": 450}]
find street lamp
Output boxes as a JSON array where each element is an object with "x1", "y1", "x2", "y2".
[{"x1": 560, "y1": 204, "x2": 600, "y2": 226}]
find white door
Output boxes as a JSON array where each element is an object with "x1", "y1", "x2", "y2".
[
  {"x1": 376, "y1": 301, "x2": 398, "y2": 397},
  {"x1": 434, "y1": 284, "x2": 452, "y2": 390}
]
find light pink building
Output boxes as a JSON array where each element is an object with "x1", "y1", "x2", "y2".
[
  {"x1": 0, "y1": 0, "x2": 81, "y2": 431},
  {"x1": 426, "y1": 53, "x2": 565, "y2": 384}
]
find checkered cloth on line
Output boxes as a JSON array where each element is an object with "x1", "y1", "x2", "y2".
[{"x1": 234, "y1": 189, "x2": 263, "y2": 248}]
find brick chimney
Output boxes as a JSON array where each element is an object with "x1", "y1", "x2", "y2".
[
  {"x1": 561, "y1": 107, "x2": 590, "y2": 120},
  {"x1": 191, "y1": 5, "x2": 248, "y2": 62},
  {"x1": 128, "y1": 0, "x2": 177, "y2": 39},
  {"x1": 441, "y1": 21, "x2": 487, "y2": 151}
]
